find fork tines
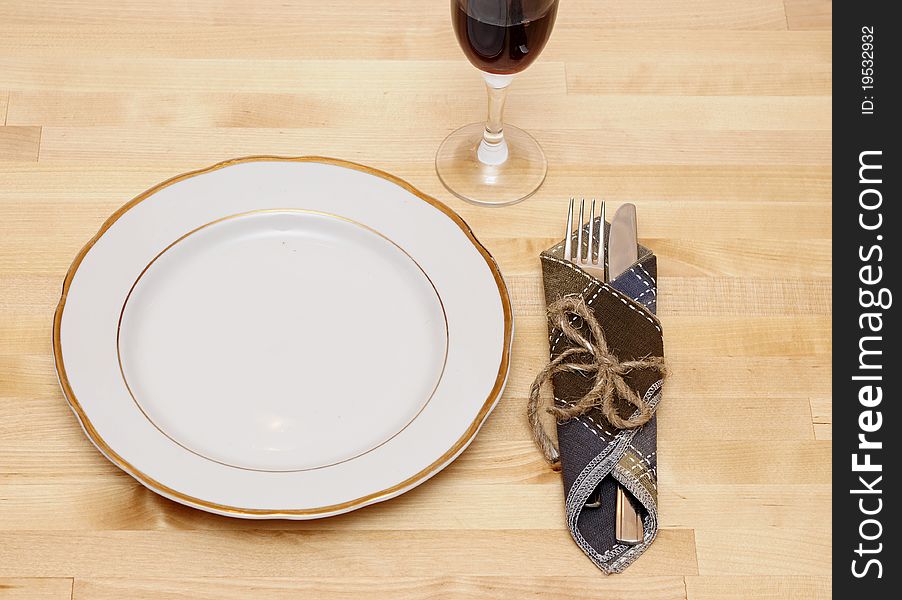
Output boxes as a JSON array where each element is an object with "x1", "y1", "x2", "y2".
[{"x1": 565, "y1": 197, "x2": 605, "y2": 277}]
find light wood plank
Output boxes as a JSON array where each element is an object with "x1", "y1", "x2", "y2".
[
  {"x1": 556, "y1": 0, "x2": 788, "y2": 29},
  {"x1": 0, "y1": 406, "x2": 830, "y2": 486},
  {"x1": 557, "y1": 31, "x2": 830, "y2": 64},
  {"x1": 652, "y1": 278, "x2": 831, "y2": 317},
  {"x1": 73, "y1": 576, "x2": 688, "y2": 600},
  {"x1": 0, "y1": 26, "x2": 830, "y2": 100},
  {"x1": 660, "y1": 485, "x2": 830, "y2": 531},
  {"x1": 812, "y1": 423, "x2": 831, "y2": 441},
  {"x1": 7, "y1": 92, "x2": 831, "y2": 131},
  {"x1": 809, "y1": 397, "x2": 832, "y2": 440},
  {"x1": 0, "y1": 127, "x2": 41, "y2": 161},
  {"x1": 0, "y1": 578, "x2": 72, "y2": 599},
  {"x1": 566, "y1": 61, "x2": 830, "y2": 97},
  {"x1": 476, "y1": 275, "x2": 831, "y2": 319},
  {"x1": 0, "y1": 26, "x2": 830, "y2": 67},
  {"x1": 694, "y1": 528, "x2": 831, "y2": 575},
  {"x1": 783, "y1": 1, "x2": 832, "y2": 31},
  {"x1": 646, "y1": 238, "x2": 831, "y2": 278},
  {"x1": 0, "y1": 529, "x2": 698, "y2": 577},
  {"x1": 685, "y1": 575, "x2": 830, "y2": 599},
  {"x1": 0, "y1": 479, "x2": 566, "y2": 531},
  {"x1": 0, "y1": 59, "x2": 565, "y2": 94},
  {"x1": 658, "y1": 440, "x2": 830, "y2": 485},
  {"x1": 0, "y1": 163, "x2": 832, "y2": 204},
  {"x1": 32, "y1": 127, "x2": 832, "y2": 167},
  {"x1": 1, "y1": 92, "x2": 8, "y2": 125},
  {"x1": 0, "y1": 477, "x2": 829, "y2": 536},
  {"x1": 657, "y1": 396, "x2": 817, "y2": 440},
  {"x1": 0, "y1": 1, "x2": 789, "y2": 32}
]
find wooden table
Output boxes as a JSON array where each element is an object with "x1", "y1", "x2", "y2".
[{"x1": 0, "y1": 1, "x2": 831, "y2": 598}]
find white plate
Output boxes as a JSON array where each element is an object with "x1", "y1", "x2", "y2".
[{"x1": 53, "y1": 157, "x2": 513, "y2": 518}]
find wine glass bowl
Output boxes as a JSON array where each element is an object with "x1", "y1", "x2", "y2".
[
  {"x1": 437, "y1": 0, "x2": 559, "y2": 206},
  {"x1": 452, "y1": 0, "x2": 559, "y2": 75}
]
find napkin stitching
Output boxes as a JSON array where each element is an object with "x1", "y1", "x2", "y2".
[
  {"x1": 577, "y1": 410, "x2": 616, "y2": 438},
  {"x1": 630, "y1": 267, "x2": 657, "y2": 308},
  {"x1": 627, "y1": 442, "x2": 657, "y2": 478},
  {"x1": 556, "y1": 399, "x2": 617, "y2": 437},
  {"x1": 574, "y1": 417, "x2": 607, "y2": 441},
  {"x1": 566, "y1": 380, "x2": 664, "y2": 523},
  {"x1": 557, "y1": 396, "x2": 617, "y2": 437},
  {"x1": 565, "y1": 380, "x2": 663, "y2": 511},
  {"x1": 635, "y1": 263, "x2": 657, "y2": 285},
  {"x1": 623, "y1": 445, "x2": 658, "y2": 490},
  {"x1": 550, "y1": 281, "x2": 601, "y2": 350},
  {"x1": 543, "y1": 255, "x2": 662, "y2": 333},
  {"x1": 566, "y1": 424, "x2": 636, "y2": 513},
  {"x1": 549, "y1": 277, "x2": 599, "y2": 348},
  {"x1": 565, "y1": 383, "x2": 663, "y2": 573},
  {"x1": 548, "y1": 275, "x2": 656, "y2": 355},
  {"x1": 566, "y1": 394, "x2": 662, "y2": 572},
  {"x1": 631, "y1": 268, "x2": 652, "y2": 288},
  {"x1": 636, "y1": 287, "x2": 657, "y2": 300}
]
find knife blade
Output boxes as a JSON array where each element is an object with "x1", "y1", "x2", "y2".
[
  {"x1": 608, "y1": 202, "x2": 644, "y2": 545},
  {"x1": 607, "y1": 203, "x2": 638, "y2": 280}
]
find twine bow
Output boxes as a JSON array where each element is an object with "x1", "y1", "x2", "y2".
[{"x1": 528, "y1": 296, "x2": 668, "y2": 466}]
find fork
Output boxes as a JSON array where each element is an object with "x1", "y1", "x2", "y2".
[
  {"x1": 564, "y1": 197, "x2": 606, "y2": 281},
  {"x1": 563, "y1": 197, "x2": 644, "y2": 544}
]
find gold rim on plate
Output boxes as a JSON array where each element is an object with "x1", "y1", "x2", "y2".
[{"x1": 52, "y1": 155, "x2": 513, "y2": 517}]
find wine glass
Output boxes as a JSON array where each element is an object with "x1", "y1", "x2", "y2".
[{"x1": 437, "y1": 0, "x2": 559, "y2": 206}]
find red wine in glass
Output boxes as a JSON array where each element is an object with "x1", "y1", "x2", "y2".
[{"x1": 452, "y1": 0, "x2": 559, "y2": 75}]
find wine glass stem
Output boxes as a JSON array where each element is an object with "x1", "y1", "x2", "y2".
[{"x1": 478, "y1": 73, "x2": 513, "y2": 166}]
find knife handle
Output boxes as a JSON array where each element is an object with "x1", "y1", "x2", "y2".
[{"x1": 615, "y1": 486, "x2": 644, "y2": 545}]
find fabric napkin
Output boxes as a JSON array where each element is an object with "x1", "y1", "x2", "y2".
[{"x1": 536, "y1": 219, "x2": 664, "y2": 574}]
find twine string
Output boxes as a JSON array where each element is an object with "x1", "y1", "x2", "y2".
[{"x1": 528, "y1": 296, "x2": 668, "y2": 466}]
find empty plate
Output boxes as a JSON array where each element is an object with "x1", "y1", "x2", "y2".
[{"x1": 53, "y1": 157, "x2": 512, "y2": 518}]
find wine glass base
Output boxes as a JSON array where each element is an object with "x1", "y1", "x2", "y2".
[{"x1": 435, "y1": 123, "x2": 547, "y2": 207}]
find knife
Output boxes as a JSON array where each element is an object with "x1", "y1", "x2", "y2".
[
  {"x1": 608, "y1": 203, "x2": 644, "y2": 545},
  {"x1": 608, "y1": 203, "x2": 638, "y2": 279}
]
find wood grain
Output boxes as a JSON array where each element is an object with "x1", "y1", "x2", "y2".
[
  {"x1": 0, "y1": 579, "x2": 71, "y2": 600},
  {"x1": 0, "y1": 127, "x2": 41, "y2": 161},
  {"x1": 809, "y1": 397, "x2": 832, "y2": 440},
  {"x1": 694, "y1": 528, "x2": 831, "y2": 576},
  {"x1": 0, "y1": 0, "x2": 831, "y2": 596},
  {"x1": 73, "y1": 577, "x2": 688, "y2": 600},
  {"x1": 30, "y1": 127, "x2": 831, "y2": 167},
  {"x1": 685, "y1": 576, "x2": 831, "y2": 599},
  {"x1": 783, "y1": 1, "x2": 833, "y2": 31},
  {"x1": 0, "y1": 530, "x2": 698, "y2": 578},
  {"x1": 7, "y1": 92, "x2": 830, "y2": 131}
]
